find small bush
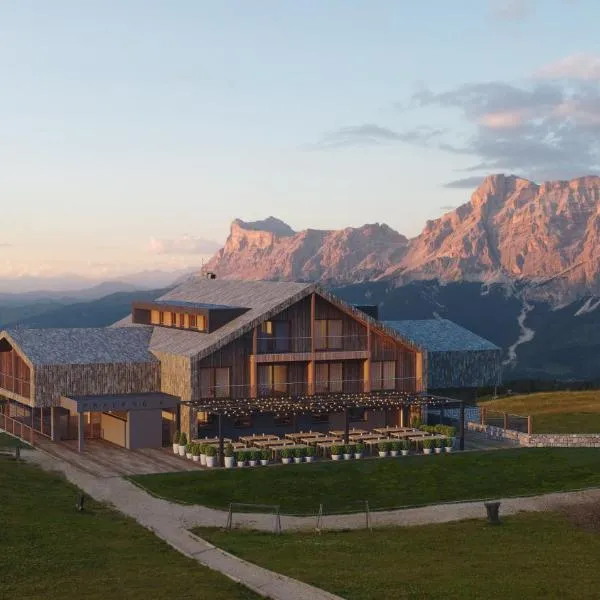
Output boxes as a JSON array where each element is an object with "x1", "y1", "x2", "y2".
[
  {"x1": 434, "y1": 438, "x2": 444, "y2": 448},
  {"x1": 355, "y1": 443, "x2": 365, "y2": 455},
  {"x1": 306, "y1": 446, "x2": 316, "y2": 457},
  {"x1": 191, "y1": 444, "x2": 200, "y2": 456},
  {"x1": 179, "y1": 432, "x2": 188, "y2": 446},
  {"x1": 401, "y1": 440, "x2": 411, "y2": 451},
  {"x1": 330, "y1": 445, "x2": 342, "y2": 456},
  {"x1": 224, "y1": 443, "x2": 234, "y2": 457},
  {"x1": 295, "y1": 447, "x2": 307, "y2": 458},
  {"x1": 250, "y1": 450, "x2": 261, "y2": 461},
  {"x1": 281, "y1": 448, "x2": 294, "y2": 459},
  {"x1": 345, "y1": 444, "x2": 356, "y2": 455},
  {"x1": 260, "y1": 449, "x2": 270, "y2": 461},
  {"x1": 173, "y1": 431, "x2": 181, "y2": 444},
  {"x1": 422, "y1": 438, "x2": 434, "y2": 450},
  {"x1": 391, "y1": 441, "x2": 401, "y2": 452},
  {"x1": 205, "y1": 445, "x2": 217, "y2": 457}
]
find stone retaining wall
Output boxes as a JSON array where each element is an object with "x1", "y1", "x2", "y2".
[{"x1": 467, "y1": 421, "x2": 600, "y2": 448}]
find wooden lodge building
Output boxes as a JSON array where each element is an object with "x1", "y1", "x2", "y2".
[{"x1": 0, "y1": 278, "x2": 501, "y2": 452}]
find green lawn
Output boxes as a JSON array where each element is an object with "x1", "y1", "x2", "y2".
[
  {"x1": 0, "y1": 431, "x2": 26, "y2": 448},
  {"x1": 131, "y1": 448, "x2": 600, "y2": 515},
  {"x1": 481, "y1": 390, "x2": 600, "y2": 433},
  {"x1": 195, "y1": 512, "x2": 600, "y2": 600},
  {"x1": 0, "y1": 457, "x2": 258, "y2": 600}
]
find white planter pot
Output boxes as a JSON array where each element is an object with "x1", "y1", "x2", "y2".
[
  {"x1": 249, "y1": 460, "x2": 257, "y2": 467},
  {"x1": 192, "y1": 455, "x2": 199, "y2": 462},
  {"x1": 445, "y1": 447, "x2": 453, "y2": 453},
  {"x1": 423, "y1": 448, "x2": 432, "y2": 455},
  {"x1": 178, "y1": 446, "x2": 186, "y2": 457},
  {"x1": 186, "y1": 452, "x2": 193, "y2": 460},
  {"x1": 434, "y1": 447, "x2": 442, "y2": 454},
  {"x1": 206, "y1": 456, "x2": 216, "y2": 468},
  {"x1": 237, "y1": 461, "x2": 245, "y2": 468},
  {"x1": 378, "y1": 451, "x2": 388, "y2": 458},
  {"x1": 354, "y1": 453, "x2": 362, "y2": 460},
  {"x1": 282, "y1": 457, "x2": 291, "y2": 464},
  {"x1": 401, "y1": 450, "x2": 409, "y2": 456},
  {"x1": 172, "y1": 443, "x2": 178, "y2": 454},
  {"x1": 294, "y1": 457, "x2": 303, "y2": 463},
  {"x1": 331, "y1": 455, "x2": 341, "y2": 461},
  {"x1": 260, "y1": 459, "x2": 269, "y2": 466},
  {"x1": 224, "y1": 456, "x2": 235, "y2": 468},
  {"x1": 343, "y1": 453, "x2": 352, "y2": 460},
  {"x1": 200, "y1": 454, "x2": 207, "y2": 466},
  {"x1": 305, "y1": 456, "x2": 314, "y2": 463},
  {"x1": 390, "y1": 450, "x2": 398, "y2": 457}
]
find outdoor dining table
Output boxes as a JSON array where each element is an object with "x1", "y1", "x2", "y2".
[
  {"x1": 206, "y1": 441, "x2": 245, "y2": 450},
  {"x1": 329, "y1": 428, "x2": 367, "y2": 437},
  {"x1": 315, "y1": 436, "x2": 343, "y2": 444},
  {"x1": 408, "y1": 434, "x2": 445, "y2": 446},
  {"x1": 349, "y1": 433, "x2": 381, "y2": 441},
  {"x1": 193, "y1": 437, "x2": 232, "y2": 444},
  {"x1": 389, "y1": 430, "x2": 420, "y2": 439},
  {"x1": 239, "y1": 434, "x2": 280, "y2": 443},
  {"x1": 363, "y1": 437, "x2": 394, "y2": 449},
  {"x1": 285, "y1": 431, "x2": 326, "y2": 441},
  {"x1": 316, "y1": 441, "x2": 343, "y2": 455},
  {"x1": 373, "y1": 426, "x2": 414, "y2": 435}
]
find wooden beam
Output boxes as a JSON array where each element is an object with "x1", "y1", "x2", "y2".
[
  {"x1": 249, "y1": 354, "x2": 257, "y2": 398},
  {"x1": 364, "y1": 324, "x2": 371, "y2": 393},
  {"x1": 310, "y1": 293, "x2": 316, "y2": 353},
  {"x1": 307, "y1": 360, "x2": 315, "y2": 395}
]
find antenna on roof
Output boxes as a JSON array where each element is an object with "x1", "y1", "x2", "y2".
[{"x1": 206, "y1": 271, "x2": 217, "y2": 279}]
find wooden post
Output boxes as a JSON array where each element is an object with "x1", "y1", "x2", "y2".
[
  {"x1": 364, "y1": 324, "x2": 371, "y2": 393},
  {"x1": 50, "y1": 407, "x2": 57, "y2": 441},
  {"x1": 78, "y1": 412, "x2": 85, "y2": 453},
  {"x1": 30, "y1": 406, "x2": 35, "y2": 444},
  {"x1": 307, "y1": 360, "x2": 315, "y2": 395},
  {"x1": 503, "y1": 412, "x2": 508, "y2": 430},
  {"x1": 343, "y1": 407, "x2": 350, "y2": 445},
  {"x1": 527, "y1": 415, "x2": 533, "y2": 435},
  {"x1": 249, "y1": 355, "x2": 257, "y2": 398},
  {"x1": 480, "y1": 407, "x2": 486, "y2": 425},
  {"x1": 218, "y1": 413, "x2": 224, "y2": 467},
  {"x1": 459, "y1": 401, "x2": 465, "y2": 451},
  {"x1": 310, "y1": 293, "x2": 316, "y2": 353}
]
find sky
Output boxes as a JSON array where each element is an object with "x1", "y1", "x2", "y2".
[{"x1": 1, "y1": 0, "x2": 600, "y2": 283}]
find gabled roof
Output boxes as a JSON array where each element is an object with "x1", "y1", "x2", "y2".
[
  {"x1": 115, "y1": 278, "x2": 425, "y2": 360},
  {"x1": 2, "y1": 327, "x2": 157, "y2": 366},
  {"x1": 148, "y1": 279, "x2": 315, "y2": 357},
  {"x1": 383, "y1": 319, "x2": 500, "y2": 352}
]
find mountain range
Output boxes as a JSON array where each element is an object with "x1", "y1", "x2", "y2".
[{"x1": 204, "y1": 174, "x2": 600, "y2": 303}]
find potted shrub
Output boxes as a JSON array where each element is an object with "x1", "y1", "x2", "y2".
[
  {"x1": 172, "y1": 431, "x2": 181, "y2": 454},
  {"x1": 224, "y1": 443, "x2": 235, "y2": 469},
  {"x1": 355, "y1": 443, "x2": 365, "y2": 460},
  {"x1": 330, "y1": 445, "x2": 342, "y2": 461},
  {"x1": 249, "y1": 450, "x2": 260, "y2": 467},
  {"x1": 191, "y1": 444, "x2": 201, "y2": 462},
  {"x1": 199, "y1": 444, "x2": 207, "y2": 466},
  {"x1": 390, "y1": 441, "x2": 401, "y2": 457},
  {"x1": 281, "y1": 447, "x2": 293, "y2": 464},
  {"x1": 445, "y1": 437, "x2": 454, "y2": 453},
  {"x1": 343, "y1": 444, "x2": 355, "y2": 460},
  {"x1": 378, "y1": 442, "x2": 389, "y2": 458},
  {"x1": 305, "y1": 446, "x2": 316, "y2": 463},
  {"x1": 260, "y1": 448, "x2": 270, "y2": 466},
  {"x1": 294, "y1": 447, "x2": 306, "y2": 464},
  {"x1": 236, "y1": 450, "x2": 246, "y2": 468},
  {"x1": 205, "y1": 445, "x2": 217, "y2": 468},
  {"x1": 185, "y1": 443, "x2": 193, "y2": 460},
  {"x1": 434, "y1": 438, "x2": 444, "y2": 454},
  {"x1": 178, "y1": 433, "x2": 187, "y2": 457},
  {"x1": 422, "y1": 438, "x2": 434, "y2": 455},
  {"x1": 401, "y1": 440, "x2": 410, "y2": 456}
]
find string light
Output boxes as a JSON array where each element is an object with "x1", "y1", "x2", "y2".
[{"x1": 182, "y1": 391, "x2": 461, "y2": 418}]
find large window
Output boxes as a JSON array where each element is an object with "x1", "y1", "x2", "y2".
[
  {"x1": 315, "y1": 362, "x2": 343, "y2": 393},
  {"x1": 314, "y1": 319, "x2": 343, "y2": 350},
  {"x1": 258, "y1": 364, "x2": 288, "y2": 395},
  {"x1": 258, "y1": 321, "x2": 291, "y2": 352},
  {"x1": 199, "y1": 367, "x2": 230, "y2": 398},
  {"x1": 150, "y1": 310, "x2": 206, "y2": 331},
  {"x1": 371, "y1": 360, "x2": 396, "y2": 390}
]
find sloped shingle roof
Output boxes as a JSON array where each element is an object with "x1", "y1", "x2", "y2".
[
  {"x1": 4, "y1": 327, "x2": 157, "y2": 365},
  {"x1": 384, "y1": 319, "x2": 500, "y2": 353},
  {"x1": 148, "y1": 279, "x2": 314, "y2": 357}
]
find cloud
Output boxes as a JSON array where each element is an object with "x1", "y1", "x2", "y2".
[
  {"x1": 536, "y1": 53, "x2": 600, "y2": 81},
  {"x1": 312, "y1": 124, "x2": 444, "y2": 149},
  {"x1": 490, "y1": 0, "x2": 534, "y2": 21},
  {"x1": 147, "y1": 235, "x2": 220, "y2": 255},
  {"x1": 412, "y1": 77, "x2": 600, "y2": 181},
  {"x1": 442, "y1": 177, "x2": 486, "y2": 189}
]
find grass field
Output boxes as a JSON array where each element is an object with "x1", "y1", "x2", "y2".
[
  {"x1": 131, "y1": 448, "x2": 600, "y2": 514},
  {"x1": 481, "y1": 390, "x2": 600, "y2": 433},
  {"x1": 195, "y1": 511, "x2": 600, "y2": 600},
  {"x1": 0, "y1": 457, "x2": 258, "y2": 600},
  {"x1": 0, "y1": 431, "x2": 25, "y2": 447}
]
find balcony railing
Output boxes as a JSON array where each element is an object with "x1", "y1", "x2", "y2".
[
  {"x1": 197, "y1": 376, "x2": 423, "y2": 399},
  {"x1": 255, "y1": 334, "x2": 369, "y2": 354}
]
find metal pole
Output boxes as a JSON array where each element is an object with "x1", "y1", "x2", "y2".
[
  {"x1": 459, "y1": 401, "x2": 465, "y2": 451},
  {"x1": 218, "y1": 412, "x2": 224, "y2": 467}
]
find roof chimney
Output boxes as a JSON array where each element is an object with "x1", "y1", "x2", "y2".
[{"x1": 206, "y1": 271, "x2": 217, "y2": 279}]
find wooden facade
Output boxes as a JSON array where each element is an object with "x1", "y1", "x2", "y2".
[{"x1": 0, "y1": 338, "x2": 32, "y2": 403}]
